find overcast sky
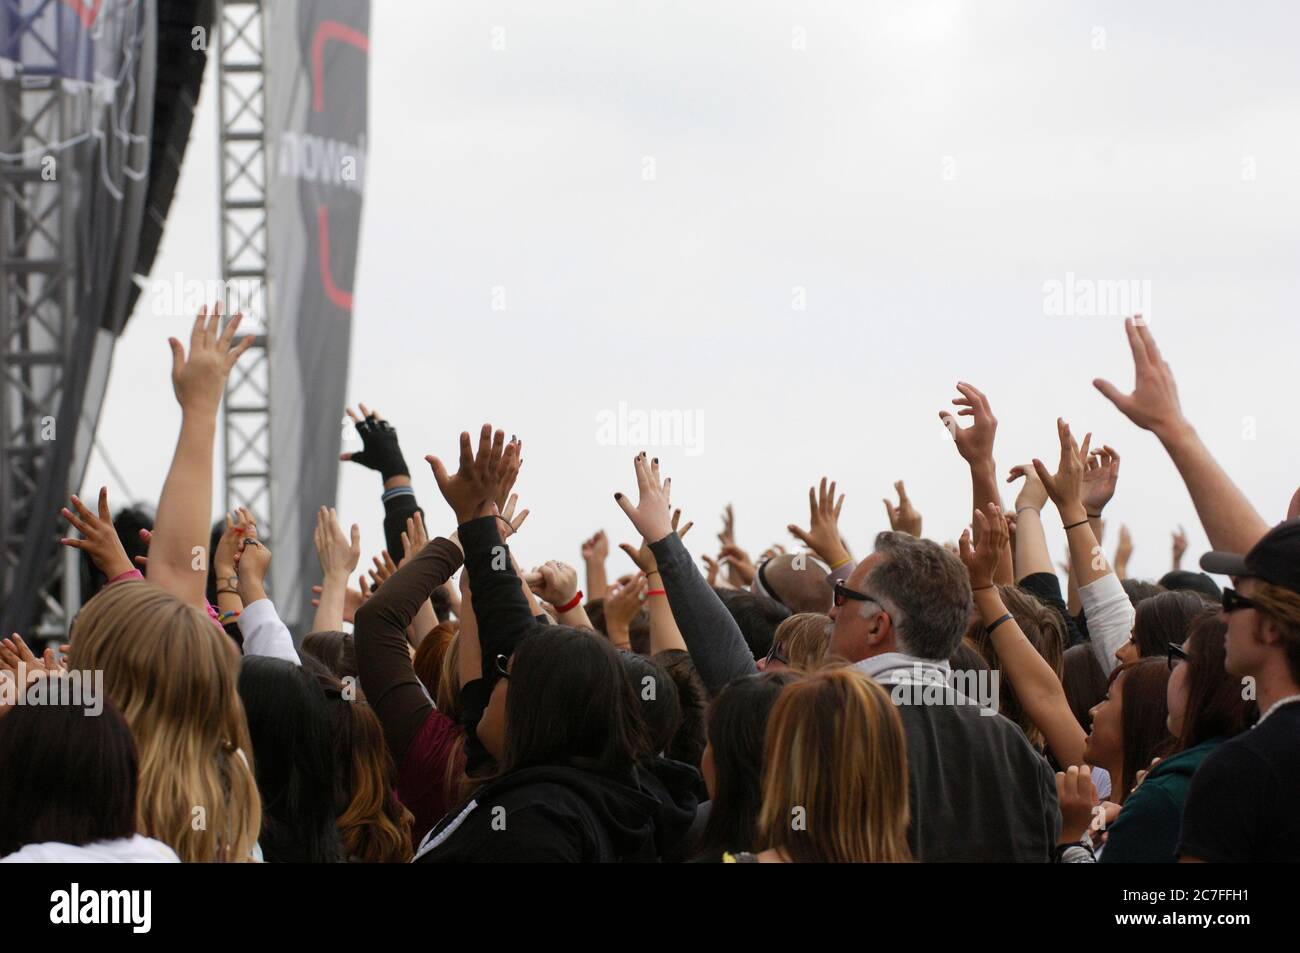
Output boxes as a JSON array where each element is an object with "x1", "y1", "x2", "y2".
[{"x1": 87, "y1": 0, "x2": 1300, "y2": 596}]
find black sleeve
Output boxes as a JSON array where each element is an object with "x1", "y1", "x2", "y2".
[
  {"x1": 1017, "y1": 572, "x2": 1085, "y2": 648},
  {"x1": 458, "y1": 515, "x2": 538, "y2": 680},
  {"x1": 1177, "y1": 743, "x2": 1260, "y2": 863},
  {"x1": 381, "y1": 486, "x2": 424, "y2": 563}
]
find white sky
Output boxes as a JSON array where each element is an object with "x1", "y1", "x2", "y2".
[{"x1": 87, "y1": 0, "x2": 1300, "y2": 598}]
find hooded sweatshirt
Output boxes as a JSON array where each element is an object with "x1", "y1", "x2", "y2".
[
  {"x1": 1, "y1": 834, "x2": 179, "y2": 863},
  {"x1": 413, "y1": 763, "x2": 665, "y2": 863}
]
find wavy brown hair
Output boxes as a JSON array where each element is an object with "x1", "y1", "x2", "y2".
[{"x1": 68, "y1": 582, "x2": 261, "y2": 862}]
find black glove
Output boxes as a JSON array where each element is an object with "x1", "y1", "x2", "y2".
[{"x1": 345, "y1": 415, "x2": 410, "y2": 481}]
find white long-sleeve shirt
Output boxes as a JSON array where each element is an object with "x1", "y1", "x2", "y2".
[
  {"x1": 236, "y1": 598, "x2": 300, "y2": 665},
  {"x1": 1078, "y1": 573, "x2": 1135, "y2": 677}
]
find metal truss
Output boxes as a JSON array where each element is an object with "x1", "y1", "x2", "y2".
[
  {"x1": 0, "y1": 0, "x2": 79, "y2": 637},
  {"x1": 216, "y1": 0, "x2": 272, "y2": 534}
]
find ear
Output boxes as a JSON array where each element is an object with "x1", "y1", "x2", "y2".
[{"x1": 864, "y1": 606, "x2": 896, "y2": 651}]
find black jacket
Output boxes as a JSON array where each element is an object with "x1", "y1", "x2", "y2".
[{"x1": 414, "y1": 762, "x2": 688, "y2": 863}]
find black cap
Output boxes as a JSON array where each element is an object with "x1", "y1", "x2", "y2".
[
  {"x1": 1200, "y1": 519, "x2": 1300, "y2": 596},
  {"x1": 1158, "y1": 570, "x2": 1222, "y2": 601}
]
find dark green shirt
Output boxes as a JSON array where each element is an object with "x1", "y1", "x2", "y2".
[{"x1": 1099, "y1": 738, "x2": 1223, "y2": 863}]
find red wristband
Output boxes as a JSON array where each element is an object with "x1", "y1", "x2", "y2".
[
  {"x1": 646, "y1": 588, "x2": 667, "y2": 597},
  {"x1": 556, "y1": 591, "x2": 584, "y2": 613}
]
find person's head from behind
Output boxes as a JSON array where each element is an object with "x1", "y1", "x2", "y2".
[
  {"x1": 238, "y1": 656, "x2": 342, "y2": 863},
  {"x1": 1121, "y1": 579, "x2": 1163, "y2": 609},
  {"x1": 1084, "y1": 657, "x2": 1172, "y2": 799},
  {"x1": 477, "y1": 625, "x2": 649, "y2": 776},
  {"x1": 68, "y1": 582, "x2": 260, "y2": 862},
  {"x1": 301, "y1": 629, "x2": 360, "y2": 686},
  {"x1": 829, "y1": 532, "x2": 971, "y2": 664},
  {"x1": 716, "y1": 589, "x2": 790, "y2": 661},
  {"x1": 756, "y1": 667, "x2": 911, "y2": 863},
  {"x1": 0, "y1": 695, "x2": 138, "y2": 857},
  {"x1": 753, "y1": 553, "x2": 832, "y2": 614},
  {"x1": 1157, "y1": 570, "x2": 1221, "y2": 603},
  {"x1": 619, "y1": 652, "x2": 681, "y2": 757},
  {"x1": 1166, "y1": 614, "x2": 1251, "y2": 751},
  {"x1": 697, "y1": 671, "x2": 801, "y2": 857},
  {"x1": 1115, "y1": 590, "x2": 1212, "y2": 666},
  {"x1": 410, "y1": 622, "x2": 455, "y2": 700},
  {"x1": 1200, "y1": 520, "x2": 1300, "y2": 691},
  {"x1": 652, "y1": 649, "x2": 708, "y2": 769},
  {"x1": 307, "y1": 661, "x2": 413, "y2": 864},
  {"x1": 761, "y1": 612, "x2": 831, "y2": 672},
  {"x1": 1061, "y1": 643, "x2": 1108, "y2": 734},
  {"x1": 972, "y1": 586, "x2": 1064, "y2": 749}
]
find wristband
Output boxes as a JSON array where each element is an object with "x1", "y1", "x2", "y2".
[
  {"x1": 1063, "y1": 519, "x2": 1089, "y2": 530},
  {"x1": 219, "y1": 610, "x2": 241, "y2": 623},
  {"x1": 828, "y1": 556, "x2": 852, "y2": 570},
  {"x1": 555, "y1": 591, "x2": 584, "y2": 613},
  {"x1": 216, "y1": 586, "x2": 240, "y2": 597},
  {"x1": 1086, "y1": 512, "x2": 1103, "y2": 519},
  {"x1": 986, "y1": 612, "x2": 1014, "y2": 634},
  {"x1": 971, "y1": 584, "x2": 995, "y2": 592},
  {"x1": 646, "y1": 588, "x2": 667, "y2": 597},
  {"x1": 1015, "y1": 505, "x2": 1040, "y2": 516}
]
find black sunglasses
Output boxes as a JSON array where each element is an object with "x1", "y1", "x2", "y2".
[
  {"x1": 494, "y1": 653, "x2": 511, "y2": 679},
  {"x1": 833, "y1": 581, "x2": 880, "y2": 609},
  {"x1": 1222, "y1": 587, "x2": 1257, "y2": 614},
  {"x1": 1167, "y1": 641, "x2": 1189, "y2": 672},
  {"x1": 765, "y1": 639, "x2": 789, "y2": 667}
]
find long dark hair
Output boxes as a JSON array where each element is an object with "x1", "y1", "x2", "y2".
[
  {"x1": 501, "y1": 626, "x2": 650, "y2": 777},
  {"x1": 1175, "y1": 615, "x2": 1252, "y2": 751},
  {"x1": 696, "y1": 671, "x2": 800, "y2": 858},
  {"x1": 653, "y1": 649, "x2": 709, "y2": 769},
  {"x1": 238, "y1": 656, "x2": 343, "y2": 862},
  {"x1": 1133, "y1": 591, "x2": 1213, "y2": 658},
  {"x1": 1112, "y1": 658, "x2": 1174, "y2": 798},
  {"x1": 0, "y1": 694, "x2": 138, "y2": 856}
]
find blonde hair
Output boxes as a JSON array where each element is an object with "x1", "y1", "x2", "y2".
[
  {"x1": 772, "y1": 612, "x2": 832, "y2": 671},
  {"x1": 1251, "y1": 582, "x2": 1300, "y2": 684},
  {"x1": 756, "y1": 666, "x2": 911, "y2": 862},
  {"x1": 68, "y1": 582, "x2": 262, "y2": 862}
]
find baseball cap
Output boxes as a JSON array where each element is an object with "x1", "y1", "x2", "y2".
[{"x1": 1200, "y1": 518, "x2": 1300, "y2": 596}]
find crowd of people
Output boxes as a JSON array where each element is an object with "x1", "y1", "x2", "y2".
[{"x1": 0, "y1": 307, "x2": 1297, "y2": 863}]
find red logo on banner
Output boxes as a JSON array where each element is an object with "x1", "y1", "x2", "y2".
[{"x1": 309, "y1": 19, "x2": 368, "y2": 311}]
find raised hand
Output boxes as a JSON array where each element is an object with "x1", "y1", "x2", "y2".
[
  {"x1": 581, "y1": 530, "x2": 609, "y2": 564},
  {"x1": 1093, "y1": 316, "x2": 1188, "y2": 439},
  {"x1": 340, "y1": 404, "x2": 410, "y2": 482},
  {"x1": 718, "y1": 543, "x2": 757, "y2": 586},
  {"x1": 496, "y1": 492, "x2": 530, "y2": 539},
  {"x1": 59, "y1": 487, "x2": 133, "y2": 579},
  {"x1": 400, "y1": 511, "x2": 429, "y2": 566},
  {"x1": 426, "y1": 425, "x2": 517, "y2": 526},
  {"x1": 524, "y1": 560, "x2": 580, "y2": 608},
  {"x1": 367, "y1": 550, "x2": 399, "y2": 590},
  {"x1": 1081, "y1": 445, "x2": 1121, "y2": 516},
  {"x1": 718, "y1": 504, "x2": 736, "y2": 547},
  {"x1": 1007, "y1": 464, "x2": 1049, "y2": 513},
  {"x1": 785, "y1": 476, "x2": 851, "y2": 563},
  {"x1": 315, "y1": 506, "x2": 361, "y2": 578},
  {"x1": 620, "y1": 509, "x2": 692, "y2": 574},
  {"x1": 1171, "y1": 524, "x2": 1188, "y2": 571},
  {"x1": 959, "y1": 503, "x2": 1008, "y2": 590},
  {"x1": 234, "y1": 509, "x2": 271, "y2": 601},
  {"x1": 603, "y1": 572, "x2": 647, "y2": 646},
  {"x1": 1055, "y1": 765, "x2": 1101, "y2": 845},
  {"x1": 1032, "y1": 419, "x2": 1090, "y2": 525},
  {"x1": 1114, "y1": 524, "x2": 1134, "y2": 579},
  {"x1": 940, "y1": 382, "x2": 998, "y2": 466},
  {"x1": 614, "y1": 453, "x2": 675, "y2": 543},
  {"x1": 881, "y1": 480, "x2": 921, "y2": 538},
  {"x1": 169, "y1": 304, "x2": 253, "y2": 415}
]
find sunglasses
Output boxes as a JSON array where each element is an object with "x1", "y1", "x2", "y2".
[
  {"x1": 833, "y1": 581, "x2": 881, "y2": 609},
  {"x1": 1221, "y1": 587, "x2": 1257, "y2": 614},
  {"x1": 765, "y1": 640, "x2": 789, "y2": 667},
  {"x1": 494, "y1": 653, "x2": 511, "y2": 680},
  {"x1": 1167, "y1": 641, "x2": 1189, "y2": 672}
]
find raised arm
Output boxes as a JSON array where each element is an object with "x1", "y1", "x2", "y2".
[
  {"x1": 789, "y1": 477, "x2": 855, "y2": 579},
  {"x1": 616, "y1": 453, "x2": 756, "y2": 694},
  {"x1": 580, "y1": 530, "x2": 610, "y2": 602},
  {"x1": 341, "y1": 403, "x2": 423, "y2": 559},
  {"x1": 942, "y1": 382, "x2": 1013, "y2": 585},
  {"x1": 619, "y1": 509, "x2": 693, "y2": 655},
  {"x1": 1007, "y1": 464, "x2": 1085, "y2": 646},
  {"x1": 310, "y1": 506, "x2": 361, "y2": 634},
  {"x1": 961, "y1": 504, "x2": 1087, "y2": 768},
  {"x1": 1035, "y1": 419, "x2": 1134, "y2": 674},
  {"x1": 233, "y1": 515, "x2": 299, "y2": 664},
  {"x1": 354, "y1": 534, "x2": 464, "y2": 762},
  {"x1": 1094, "y1": 316, "x2": 1270, "y2": 552},
  {"x1": 148, "y1": 306, "x2": 252, "y2": 607}
]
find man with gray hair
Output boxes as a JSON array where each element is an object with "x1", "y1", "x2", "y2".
[{"x1": 829, "y1": 531, "x2": 1059, "y2": 862}]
